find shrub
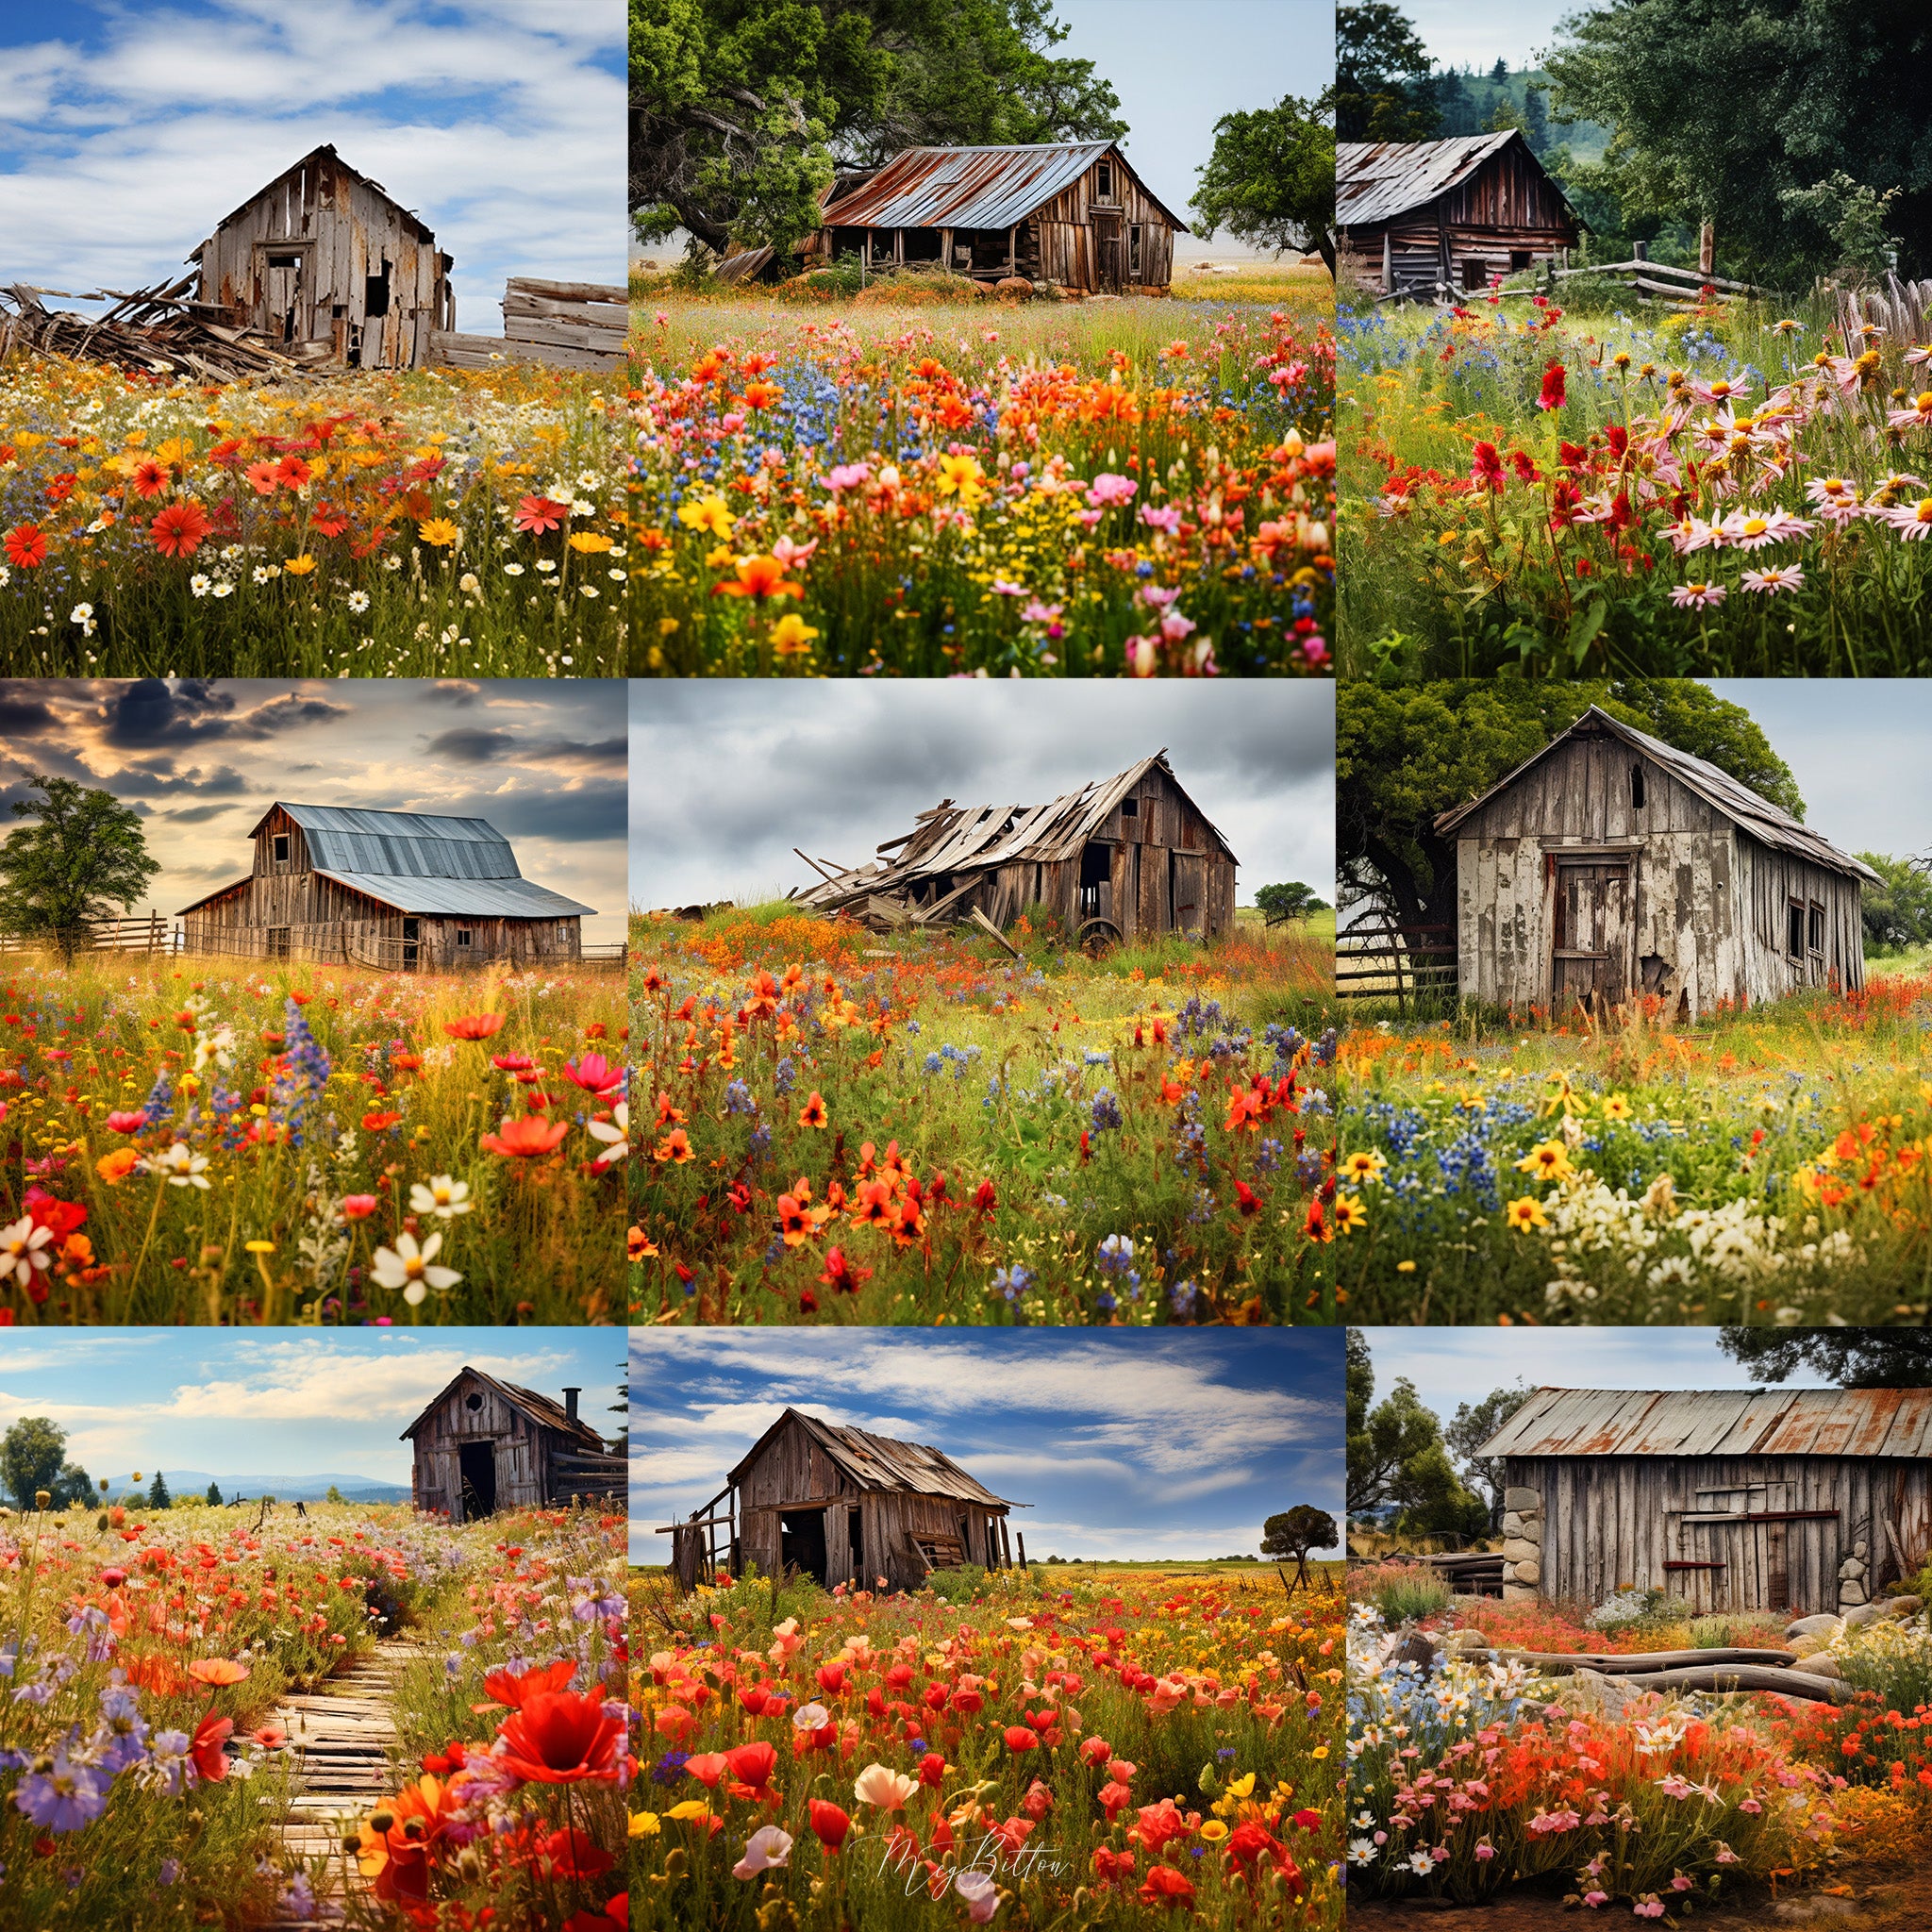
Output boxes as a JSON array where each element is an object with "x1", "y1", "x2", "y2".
[
  {"x1": 1350, "y1": 1561, "x2": 1453, "y2": 1624},
  {"x1": 922, "y1": 1562, "x2": 988, "y2": 1604},
  {"x1": 1585, "y1": 1586, "x2": 1675, "y2": 1634}
]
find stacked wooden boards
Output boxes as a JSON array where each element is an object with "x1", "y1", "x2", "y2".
[{"x1": 430, "y1": 277, "x2": 630, "y2": 373}]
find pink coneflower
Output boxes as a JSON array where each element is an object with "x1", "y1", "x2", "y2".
[
  {"x1": 1719, "y1": 508, "x2": 1812, "y2": 550},
  {"x1": 1886, "y1": 391, "x2": 1932, "y2": 431},
  {"x1": 1880, "y1": 496, "x2": 1932, "y2": 540},
  {"x1": 1690, "y1": 375, "x2": 1752, "y2": 407},
  {"x1": 1662, "y1": 516, "x2": 1724, "y2": 556},
  {"x1": 1669, "y1": 581, "x2": 1727, "y2": 609},
  {"x1": 1740, "y1": 564, "x2": 1805, "y2": 594}
]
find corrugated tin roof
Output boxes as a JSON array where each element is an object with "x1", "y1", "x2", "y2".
[
  {"x1": 1435, "y1": 706, "x2": 1880, "y2": 885},
  {"x1": 401, "y1": 1366, "x2": 612, "y2": 1453},
  {"x1": 310, "y1": 869, "x2": 595, "y2": 919},
  {"x1": 1338, "y1": 130, "x2": 1524, "y2": 227},
  {"x1": 820, "y1": 142, "x2": 1187, "y2": 235},
  {"x1": 729, "y1": 1407, "x2": 1018, "y2": 1507},
  {"x1": 1476, "y1": 1387, "x2": 1932, "y2": 1460},
  {"x1": 797, "y1": 751, "x2": 1236, "y2": 904}
]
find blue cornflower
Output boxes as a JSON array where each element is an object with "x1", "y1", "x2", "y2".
[{"x1": 1090, "y1": 1089, "x2": 1123, "y2": 1132}]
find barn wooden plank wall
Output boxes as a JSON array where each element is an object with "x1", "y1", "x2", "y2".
[
  {"x1": 1513, "y1": 1453, "x2": 1932, "y2": 1618},
  {"x1": 411, "y1": 1379, "x2": 547, "y2": 1522},
  {"x1": 1453, "y1": 735, "x2": 1861, "y2": 1015},
  {"x1": 430, "y1": 278, "x2": 630, "y2": 374}
]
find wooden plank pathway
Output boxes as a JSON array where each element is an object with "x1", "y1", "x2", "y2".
[{"x1": 257, "y1": 1640, "x2": 437, "y2": 1929}]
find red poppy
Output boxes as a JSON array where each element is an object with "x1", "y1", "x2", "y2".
[
  {"x1": 481, "y1": 1113, "x2": 572, "y2": 1158},
  {"x1": 712, "y1": 553, "x2": 803, "y2": 601},
  {"x1": 724, "y1": 1740, "x2": 777, "y2": 1788},
  {"x1": 483, "y1": 1657, "x2": 576, "y2": 1708},
  {"x1": 341, "y1": 1194, "x2": 378, "y2": 1219},
  {"x1": 808, "y1": 1799, "x2": 852, "y2": 1853},
  {"x1": 1003, "y1": 1725, "x2": 1039, "y2": 1752},
  {"x1": 561, "y1": 1902, "x2": 627, "y2": 1932},
  {"x1": 151, "y1": 502, "x2": 211, "y2": 557},
  {"x1": 443, "y1": 1012, "x2": 506, "y2": 1041},
  {"x1": 495, "y1": 1688, "x2": 624, "y2": 1784},
  {"x1": 106, "y1": 1110, "x2": 146, "y2": 1134},
  {"x1": 361, "y1": 1110, "x2": 402, "y2": 1132},
  {"x1": 514, "y1": 494, "x2": 570, "y2": 534},
  {"x1": 192, "y1": 1711, "x2": 233, "y2": 1782},
  {"x1": 3, "y1": 524, "x2": 47, "y2": 569},
  {"x1": 1139, "y1": 1865, "x2": 1196, "y2": 1907}
]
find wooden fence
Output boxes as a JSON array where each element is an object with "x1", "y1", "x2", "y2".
[
  {"x1": 1335, "y1": 909, "x2": 1457, "y2": 1007},
  {"x1": 0, "y1": 914, "x2": 172, "y2": 956}
]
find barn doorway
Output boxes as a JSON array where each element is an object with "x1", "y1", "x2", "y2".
[
  {"x1": 1092, "y1": 213, "x2": 1123, "y2": 291},
  {"x1": 1552, "y1": 858, "x2": 1631, "y2": 1009},
  {"x1": 402, "y1": 918, "x2": 420, "y2": 971},
  {"x1": 1171, "y1": 851, "x2": 1204, "y2": 936},
  {"x1": 1079, "y1": 841, "x2": 1111, "y2": 921},
  {"x1": 458, "y1": 1441, "x2": 496, "y2": 1520},
  {"x1": 780, "y1": 1507, "x2": 828, "y2": 1584}
]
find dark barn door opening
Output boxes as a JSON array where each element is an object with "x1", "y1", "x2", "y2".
[
  {"x1": 781, "y1": 1508, "x2": 828, "y2": 1584},
  {"x1": 458, "y1": 1441, "x2": 496, "y2": 1520},
  {"x1": 403, "y1": 917, "x2": 420, "y2": 971}
]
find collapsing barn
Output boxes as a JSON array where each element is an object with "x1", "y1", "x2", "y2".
[
  {"x1": 1338, "y1": 130, "x2": 1580, "y2": 297},
  {"x1": 1476, "y1": 1387, "x2": 1932, "y2": 1617},
  {"x1": 795, "y1": 751, "x2": 1238, "y2": 946},
  {"x1": 175, "y1": 803, "x2": 595, "y2": 971},
  {"x1": 403, "y1": 1367, "x2": 625, "y2": 1524},
  {"x1": 660, "y1": 1408, "x2": 1024, "y2": 1595},
  {"x1": 190, "y1": 145, "x2": 454, "y2": 368},
  {"x1": 807, "y1": 142, "x2": 1186, "y2": 292},
  {"x1": 1437, "y1": 706, "x2": 1874, "y2": 1018}
]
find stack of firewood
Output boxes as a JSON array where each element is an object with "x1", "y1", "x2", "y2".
[{"x1": 0, "y1": 276, "x2": 314, "y2": 381}]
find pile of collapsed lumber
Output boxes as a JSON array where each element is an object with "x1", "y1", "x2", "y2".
[
  {"x1": 788, "y1": 848, "x2": 1024, "y2": 958},
  {"x1": 0, "y1": 276, "x2": 317, "y2": 381}
]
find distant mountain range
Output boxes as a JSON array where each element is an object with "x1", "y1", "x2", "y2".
[{"x1": 98, "y1": 1470, "x2": 412, "y2": 1504}]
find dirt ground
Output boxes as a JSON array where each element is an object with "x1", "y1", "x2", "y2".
[{"x1": 1346, "y1": 1868, "x2": 1932, "y2": 1930}]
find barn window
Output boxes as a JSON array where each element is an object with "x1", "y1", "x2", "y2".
[
  {"x1": 1787, "y1": 900, "x2": 1806, "y2": 958},
  {"x1": 1130, "y1": 224, "x2": 1142, "y2": 275},
  {"x1": 1461, "y1": 259, "x2": 1486, "y2": 290},
  {"x1": 1630, "y1": 765, "x2": 1645, "y2": 810},
  {"x1": 1808, "y1": 902, "x2": 1824, "y2": 954},
  {"x1": 1095, "y1": 159, "x2": 1113, "y2": 201},
  {"x1": 1121, "y1": 797, "x2": 1138, "y2": 818},
  {"x1": 465, "y1": 1392, "x2": 483, "y2": 1411},
  {"x1": 1510, "y1": 249, "x2": 1532, "y2": 272},
  {"x1": 272, "y1": 833, "x2": 290, "y2": 863},
  {"x1": 267, "y1": 252, "x2": 301, "y2": 270},
  {"x1": 456, "y1": 928, "x2": 473, "y2": 949}
]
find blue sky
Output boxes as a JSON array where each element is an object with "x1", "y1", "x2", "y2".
[
  {"x1": 0, "y1": 1328, "x2": 625, "y2": 1487},
  {"x1": 0, "y1": 0, "x2": 625, "y2": 330},
  {"x1": 1355, "y1": 1327, "x2": 1802, "y2": 1436},
  {"x1": 630, "y1": 1329, "x2": 1344, "y2": 1568}
]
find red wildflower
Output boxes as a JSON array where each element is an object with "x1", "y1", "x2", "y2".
[
  {"x1": 150, "y1": 501, "x2": 211, "y2": 557},
  {"x1": 191, "y1": 1711, "x2": 233, "y2": 1782},
  {"x1": 808, "y1": 1799, "x2": 853, "y2": 1853},
  {"x1": 442, "y1": 1012, "x2": 506, "y2": 1041},
  {"x1": 483, "y1": 1658, "x2": 576, "y2": 1709},
  {"x1": 514, "y1": 495, "x2": 571, "y2": 534},
  {"x1": 1538, "y1": 360, "x2": 1568, "y2": 411},
  {"x1": 3, "y1": 524, "x2": 47, "y2": 569},
  {"x1": 1470, "y1": 441, "x2": 1505, "y2": 491},
  {"x1": 480, "y1": 1114, "x2": 573, "y2": 1158},
  {"x1": 494, "y1": 1689, "x2": 624, "y2": 1784}
]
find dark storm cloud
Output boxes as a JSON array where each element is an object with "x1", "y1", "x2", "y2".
[
  {"x1": 424, "y1": 682, "x2": 484, "y2": 708},
  {"x1": 424, "y1": 728, "x2": 627, "y2": 772},
  {"x1": 434, "y1": 781, "x2": 629, "y2": 846},
  {"x1": 160, "y1": 803, "x2": 244, "y2": 825},
  {"x1": 630, "y1": 683, "x2": 1335, "y2": 908},
  {"x1": 108, "y1": 763, "x2": 251, "y2": 799},
  {"x1": 0, "y1": 687, "x2": 59, "y2": 737},
  {"x1": 98, "y1": 680, "x2": 347, "y2": 748}
]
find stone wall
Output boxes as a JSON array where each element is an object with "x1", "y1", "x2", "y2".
[{"x1": 1502, "y1": 1483, "x2": 1543, "y2": 1600}]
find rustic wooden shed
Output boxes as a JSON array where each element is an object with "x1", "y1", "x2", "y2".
[
  {"x1": 660, "y1": 1408, "x2": 1023, "y2": 1595},
  {"x1": 403, "y1": 1367, "x2": 625, "y2": 1524},
  {"x1": 795, "y1": 751, "x2": 1238, "y2": 946},
  {"x1": 1338, "y1": 130, "x2": 1580, "y2": 296},
  {"x1": 189, "y1": 144, "x2": 455, "y2": 368},
  {"x1": 175, "y1": 803, "x2": 595, "y2": 972},
  {"x1": 809, "y1": 142, "x2": 1186, "y2": 291},
  {"x1": 1477, "y1": 1387, "x2": 1932, "y2": 1617},
  {"x1": 1436, "y1": 707, "x2": 1874, "y2": 1019}
]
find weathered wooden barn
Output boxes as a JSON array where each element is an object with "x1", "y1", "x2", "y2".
[
  {"x1": 1437, "y1": 707, "x2": 1874, "y2": 1019},
  {"x1": 807, "y1": 142, "x2": 1186, "y2": 291},
  {"x1": 403, "y1": 1368, "x2": 625, "y2": 1523},
  {"x1": 176, "y1": 803, "x2": 595, "y2": 971},
  {"x1": 1338, "y1": 130, "x2": 1580, "y2": 296},
  {"x1": 795, "y1": 751, "x2": 1238, "y2": 946},
  {"x1": 189, "y1": 144, "x2": 455, "y2": 368},
  {"x1": 1477, "y1": 1387, "x2": 1932, "y2": 1617},
  {"x1": 661, "y1": 1408, "x2": 1023, "y2": 1595}
]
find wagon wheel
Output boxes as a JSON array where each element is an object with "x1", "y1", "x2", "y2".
[{"x1": 1076, "y1": 916, "x2": 1124, "y2": 956}]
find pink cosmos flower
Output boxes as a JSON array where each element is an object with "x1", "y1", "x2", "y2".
[
  {"x1": 772, "y1": 534, "x2": 819, "y2": 567},
  {"x1": 1159, "y1": 611, "x2": 1196, "y2": 641},
  {"x1": 1140, "y1": 504, "x2": 1182, "y2": 534},
  {"x1": 1140, "y1": 584, "x2": 1179, "y2": 608},
  {"x1": 1075, "y1": 508, "x2": 1105, "y2": 527},
  {"x1": 991, "y1": 579, "x2": 1027, "y2": 595},
  {"x1": 1085, "y1": 472, "x2": 1137, "y2": 508},
  {"x1": 718, "y1": 412, "x2": 745, "y2": 434}
]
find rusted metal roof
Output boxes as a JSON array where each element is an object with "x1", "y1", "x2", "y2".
[
  {"x1": 1435, "y1": 706, "x2": 1880, "y2": 885},
  {"x1": 820, "y1": 142, "x2": 1187, "y2": 235},
  {"x1": 1339, "y1": 130, "x2": 1529, "y2": 228},
  {"x1": 797, "y1": 751, "x2": 1236, "y2": 905},
  {"x1": 1477, "y1": 1387, "x2": 1932, "y2": 1460},
  {"x1": 729, "y1": 1407, "x2": 1019, "y2": 1507}
]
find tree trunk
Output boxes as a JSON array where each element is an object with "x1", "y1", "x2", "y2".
[{"x1": 1315, "y1": 228, "x2": 1337, "y2": 276}]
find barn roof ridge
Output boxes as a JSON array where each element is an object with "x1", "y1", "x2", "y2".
[
  {"x1": 192, "y1": 143, "x2": 437, "y2": 253},
  {"x1": 400, "y1": 1364, "x2": 611, "y2": 1454},
  {"x1": 1475, "y1": 1385, "x2": 1932, "y2": 1460},
  {"x1": 820, "y1": 140, "x2": 1189, "y2": 239},
  {"x1": 1337, "y1": 129, "x2": 1576, "y2": 229},
  {"x1": 796, "y1": 750, "x2": 1237, "y2": 905},
  {"x1": 1434, "y1": 704, "x2": 1880, "y2": 885},
  {"x1": 727, "y1": 1406, "x2": 1021, "y2": 1507}
]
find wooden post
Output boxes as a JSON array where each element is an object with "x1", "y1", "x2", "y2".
[
  {"x1": 1381, "y1": 230, "x2": 1391, "y2": 293},
  {"x1": 893, "y1": 228, "x2": 904, "y2": 267},
  {"x1": 1699, "y1": 221, "x2": 1714, "y2": 276},
  {"x1": 1017, "y1": 1530, "x2": 1027, "y2": 1569},
  {"x1": 1008, "y1": 226, "x2": 1016, "y2": 276},
  {"x1": 940, "y1": 226, "x2": 952, "y2": 273},
  {"x1": 1633, "y1": 240, "x2": 1648, "y2": 261}
]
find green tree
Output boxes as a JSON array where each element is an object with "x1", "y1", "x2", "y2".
[
  {"x1": 2, "y1": 1417, "x2": 67, "y2": 1509},
  {"x1": 630, "y1": 0, "x2": 1126, "y2": 256},
  {"x1": 51, "y1": 1461, "x2": 93, "y2": 1509},
  {"x1": 1433, "y1": 67, "x2": 1475, "y2": 138},
  {"x1": 0, "y1": 774, "x2": 160, "y2": 965},
  {"x1": 1338, "y1": 681, "x2": 1802, "y2": 941},
  {"x1": 146, "y1": 1471, "x2": 172, "y2": 1510},
  {"x1": 1345, "y1": 1331, "x2": 1489, "y2": 1538},
  {"x1": 1444, "y1": 1386, "x2": 1527, "y2": 1529},
  {"x1": 1191, "y1": 93, "x2": 1336, "y2": 274},
  {"x1": 1544, "y1": 0, "x2": 1932, "y2": 281},
  {"x1": 1261, "y1": 1505, "x2": 1339, "y2": 1590},
  {"x1": 206, "y1": 1481, "x2": 224, "y2": 1506},
  {"x1": 1719, "y1": 1329, "x2": 1932, "y2": 1387},
  {"x1": 1255, "y1": 881, "x2": 1328, "y2": 924},
  {"x1": 1857, "y1": 852, "x2": 1932, "y2": 953},
  {"x1": 325, "y1": 1484, "x2": 345, "y2": 1504},
  {"x1": 1336, "y1": 3, "x2": 1441, "y2": 142}
]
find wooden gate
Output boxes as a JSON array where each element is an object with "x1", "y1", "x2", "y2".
[
  {"x1": 1553, "y1": 858, "x2": 1631, "y2": 1008},
  {"x1": 1092, "y1": 214, "x2": 1122, "y2": 291},
  {"x1": 1670, "y1": 1483, "x2": 1840, "y2": 1614}
]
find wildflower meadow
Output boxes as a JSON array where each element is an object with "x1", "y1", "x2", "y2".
[
  {"x1": 0, "y1": 359, "x2": 631, "y2": 675},
  {"x1": 636, "y1": 1559, "x2": 1342, "y2": 1931},
  {"x1": 631, "y1": 905, "x2": 1341, "y2": 1324},
  {"x1": 1339, "y1": 284, "x2": 1932, "y2": 674},
  {"x1": 0, "y1": 1495, "x2": 627, "y2": 1932},
  {"x1": 625, "y1": 289, "x2": 1333, "y2": 676},
  {"x1": 1330, "y1": 973, "x2": 1932, "y2": 1321},
  {"x1": 0, "y1": 955, "x2": 625, "y2": 1324}
]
